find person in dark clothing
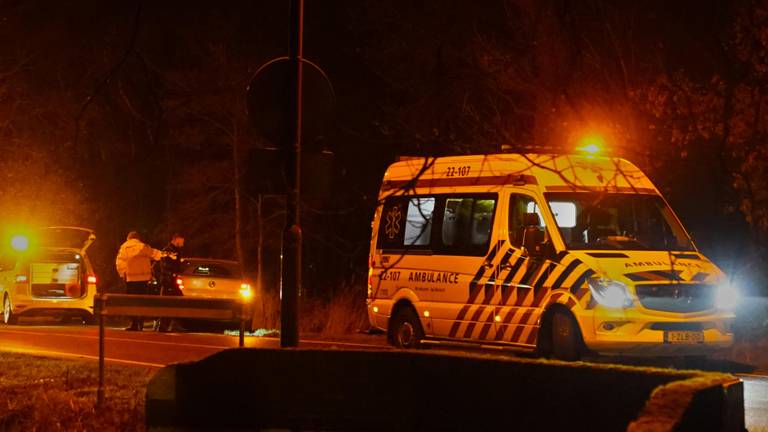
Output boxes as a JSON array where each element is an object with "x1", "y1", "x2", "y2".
[{"x1": 157, "y1": 233, "x2": 185, "y2": 332}]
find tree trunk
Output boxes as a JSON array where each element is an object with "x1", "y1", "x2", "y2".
[{"x1": 233, "y1": 123, "x2": 245, "y2": 273}]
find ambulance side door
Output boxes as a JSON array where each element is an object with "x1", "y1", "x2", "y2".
[
  {"x1": 491, "y1": 192, "x2": 556, "y2": 347},
  {"x1": 430, "y1": 194, "x2": 501, "y2": 341}
]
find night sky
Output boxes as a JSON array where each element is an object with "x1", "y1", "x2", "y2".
[{"x1": 0, "y1": 0, "x2": 765, "y2": 294}]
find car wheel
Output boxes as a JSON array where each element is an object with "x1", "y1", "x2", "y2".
[
  {"x1": 81, "y1": 314, "x2": 96, "y2": 325},
  {"x1": 551, "y1": 309, "x2": 582, "y2": 361},
  {"x1": 3, "y1": 294, "x2": 17, "y2": 325},
  {"x1": 389, "y1": 306, "x2": 424, "y2": 349}
]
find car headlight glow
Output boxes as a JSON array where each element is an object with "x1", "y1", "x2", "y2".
[
  {"x1": 587, "y1": 276, "x2": 633, "y2": 309},
  {"x1": 239, "y1": 283, "x2": 253, "y2": 300},
  {"x1": 715, "y1": 281, "x2": 740, "y2": 310}
]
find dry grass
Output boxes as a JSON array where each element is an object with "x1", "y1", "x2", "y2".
[
  {"x1": 299, "y1": 288, "x2": 369, "y2": 336},
  {"x1": 251, "y1": 286, "x2": 369, "y2": 337},
  {"x1": 0, "y1": 352, "x2": 153, "y2": 431}
]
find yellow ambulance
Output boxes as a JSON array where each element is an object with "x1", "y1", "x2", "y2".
[{"x1": 367, "y1": 154, "x2": 736, "y2": 360}]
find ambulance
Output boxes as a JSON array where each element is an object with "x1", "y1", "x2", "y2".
[{"x1": 367, "y1": 154, "x2": 737, "y2": 360}]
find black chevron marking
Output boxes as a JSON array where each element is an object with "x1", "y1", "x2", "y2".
[
  {"x1": 450, "y1": 240, "x2": 506, "y2": 337},
  {"x1": 555, "y1": 250, "x2": 569, "y2": 262},
  {"x1": 569, "y1": 269, "x2": 596, "y2": 295},
  {"x1": 551, "y1": 259, "x2": 582, "y2": 289},
  {"x1": 519, "y1": 259, "x2": 543, "y2": 287}
]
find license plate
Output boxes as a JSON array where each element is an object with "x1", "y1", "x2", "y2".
[{"x1": 664, "y1": 331, "x2": 704, "y2": 344}]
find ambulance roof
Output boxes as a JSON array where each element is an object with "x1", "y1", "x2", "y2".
[{"x1": 381, "y1": 154, "x2": 658, "y2": 195}]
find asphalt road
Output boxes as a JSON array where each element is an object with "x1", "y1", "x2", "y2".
[
  {"x1": 0, "y1": 323, "x2": 387, "y2": 367},
  {"x1": 0, "y1": 322, "x2": 764, "y2": 430}
]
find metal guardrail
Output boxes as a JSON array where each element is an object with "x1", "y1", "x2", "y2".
[{"x1": 96, "y1": 293, "x2": 252, "y2": 406}]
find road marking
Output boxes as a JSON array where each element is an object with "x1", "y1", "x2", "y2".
[
  {"x1": 0, "y1": 328, "x2": 237, "y2": 350},
  {"x1": 0, "y1": 327, "x2": 387, "y2": 350},
  {"x1": 0, "y1": 346, "x2": 164, "y2": 368}
]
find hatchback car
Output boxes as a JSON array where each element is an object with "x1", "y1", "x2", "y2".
[
  {"x1": 0, "y1": 226, "x2": 98, "y2": 324},
  {"x1": 171, "y1": 258, "x2": 254, "y2": 327}
]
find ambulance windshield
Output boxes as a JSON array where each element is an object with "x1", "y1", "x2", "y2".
[{"x1": 544, "y1": 192, "x2": 695, "y2": 251}]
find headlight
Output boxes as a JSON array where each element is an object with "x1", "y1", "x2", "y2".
[
  {"x1": 715, "y1": 281, "x2": 740, "y2": 310},
  {"x1": 587, "y1": 277, "x2": 633, "y2": 309},
  {"x1": 239, "y1": 283, "x2": 253, "y2": 300}
]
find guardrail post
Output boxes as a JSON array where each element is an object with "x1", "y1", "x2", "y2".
[{"x1": 97, "y1": 293, "x2": 105, "y2": 407}]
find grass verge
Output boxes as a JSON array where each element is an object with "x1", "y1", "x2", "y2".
[{"x1": 0, "y1": 352, "x2": 154, "y2": 431}]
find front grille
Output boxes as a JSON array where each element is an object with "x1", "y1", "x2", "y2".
[
  {"x1": 650, "y1": 322, "x2": 705, "y2": 331},
  {"x1": 635, "y1": 283, "x2": 716, "y2": 313}
]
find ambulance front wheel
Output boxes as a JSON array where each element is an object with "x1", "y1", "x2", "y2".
[
  {"x1": 551, "y1": 309, "x2": 583, "y2": 361},
  {"x1": 389, "y1": 306, "x2": 424, "y2": 349}
]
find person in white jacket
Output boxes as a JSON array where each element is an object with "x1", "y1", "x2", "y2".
[{"x1": 115, "y1": 231, "x2": 168, "y2": 331}]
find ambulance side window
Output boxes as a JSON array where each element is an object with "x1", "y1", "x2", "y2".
[
  {"x1": 509, "y1": 194, "x2": 547, "y2": 248},
  {"x1": 404, "y1": 197, "x2": 435, "y2": 246},
  {"x1": 438, "y1": 195, "x2": 497, "y2": 256},
  {"x1": 377, "y1": 197, "x2": 408, "y2": 250},
  {"x1": 377, "y1": 196, "x2": 436, "y2": 251}
]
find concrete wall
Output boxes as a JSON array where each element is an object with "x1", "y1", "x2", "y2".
[{"x1": 146, "y1": 348, "x2": 743, "y2": 431}]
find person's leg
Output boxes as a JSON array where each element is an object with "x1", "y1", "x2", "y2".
[
  {"x1": 125, "y1": 281, "x2": 142, "y2": 330},
  {"x1": 159, "y1": 278, "x2": 187, "y2": 332}
]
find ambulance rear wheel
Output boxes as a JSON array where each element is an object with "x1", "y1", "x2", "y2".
[
  {"x1": 551, "y1": 309, "x2": 582, "y2": 361},
  {"x1": 3, "y1": 294, "x2": 17, "y2": 325},
  {"x1": 390, "y1": 307, "x2": 424, "y2": 349}
]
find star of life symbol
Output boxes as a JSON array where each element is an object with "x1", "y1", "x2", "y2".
[{"x1": 385, "y1": 206, "x2": 403, "y2": 239}]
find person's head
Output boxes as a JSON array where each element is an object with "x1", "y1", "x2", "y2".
[
  {"x1": 170, "y1": 233, "x2": 185, "y2": 248},
  {"x1": 126, "y1": 231, "x2": 141, "y2": 241}
]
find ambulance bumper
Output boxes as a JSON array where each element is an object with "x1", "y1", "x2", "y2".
[{"x1": 581, "y1": 307, "x2": 735, "y2": 356}]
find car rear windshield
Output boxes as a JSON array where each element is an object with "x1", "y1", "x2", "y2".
[{"x1": 181, "y1": 261, "x2": 241, "y2": 278}]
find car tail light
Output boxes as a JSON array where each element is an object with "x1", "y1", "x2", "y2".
[
  {"x1": 15, "y1": 275, "x2": 28, "y2": 284},
  {"x1": 176, "y1": 277, "x2": 185, "y2": 290},
  {"x1": 87, "y1": 275, "x2": 97, "y2": 284}
]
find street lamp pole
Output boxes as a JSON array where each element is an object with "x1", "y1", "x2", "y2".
[{"x1": 281, "y1": 0, "x2": 303, "y2": 348}]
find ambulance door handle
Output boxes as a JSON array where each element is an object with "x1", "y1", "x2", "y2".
[
  {"x1": 482, "y1": 261, "x2": 494, "y2": 270},
  {"x1": 499, "y1": 263, "x2": 513, "y2": 271}
]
